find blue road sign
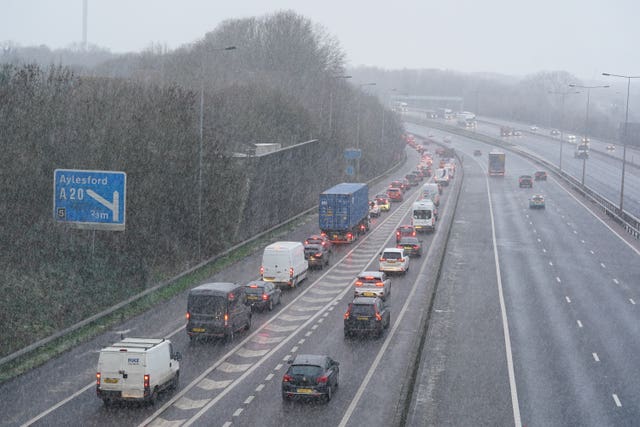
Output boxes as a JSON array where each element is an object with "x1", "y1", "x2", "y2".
[
  {"x1": 345, "y1": 165, "x2": 355, "y2": 176},
  {"x1": 344, "y1": 148, "x2": 362, "y2": 160},
  {"x1": 53, "y1": 169, "x2": 126, "y2": 231}
]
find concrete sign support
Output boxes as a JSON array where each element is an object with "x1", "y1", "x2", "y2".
[{"x1": 53, "y1": 169, "x2": 126, "y2": 231}]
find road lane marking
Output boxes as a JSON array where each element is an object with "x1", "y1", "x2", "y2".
[
  {"x1": 197, "y1": 378, "x2": 232, "y2": 391},
  {"x1": 305, "y1": 331, "x2": 313, "y2": 337},
  {"x1": 174, "y1": 397, "x2": 210, "y2": 410},
  {"x1": 244, "y1": 396, "x2": 254, "y2": 404},
  {"x1": 630, "y1": 299, "x2": 636, "y2": 305},
  {"x1": 573, "y1": 230, "x2": 578, "y2": 234},
  {"x1": 537, "y1": 238, "x2": 541, "y2": 243},
  {"x1": 542, "y1": 248, "x2": 547, "y2": 253},
  {"x1": 556, "y1": 277, "x2": 562, "y2": 283},
  {"x1": 577, "y1": 320, "x2": 583, "y2": 328},
  {"x1": 255, "y1": 384, "x2": 265, "y2": 392},
  {"x1": 233, "y1": 408, "x2": 243, "y2": 416},
  {"x1": 613, "y1": 278, "x2": 619, "y2": 284},
  {"x1": 549, "y1": 261, "x2": 553, "y2": 266},
  {"x1": 297, "y1": 339, "x2": 305, "y2": 344},
  {"x1": 236, "y1": 348, "x2": 269, "y2": 358},
  {"x1": 311, "y1": 324, "x2": 318, "y2": 330},
  {"x1": 265, "y1": 373, "x2": 274, "y2": 381},
  {"x1": 291, "y1": 346, "x2": 298, "y2": 353},
  {"x1": 565, "y1": 296, "x2": 571, "y2": 303},
  {"x1": 19, "y1": 382, "x2": 94, "y2": 427},
  {"x1": 593, "y1": 353, "x2": 600, "y2": 362},
  {"x1": 600, "y1": 263, "x2": 606, "y2": 269},
  {"x1": 218, "y1": 362, "x2": 252, "y2": 373},
  {"x1": 222, "y1": 423, "x2": 232, "y2": 427},
  {"x1": 581, "y1": 240, "x2": 585, "y2": 244},
  {"x1": 590, "y1": 250, "x2": 595, "y2": 254},
  {"x1": 613, "y1": 394, "x2": 622, "y2": 407}
]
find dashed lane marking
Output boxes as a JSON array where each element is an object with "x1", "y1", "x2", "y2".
[
  {"x1": 613, "y1": 394, "x2": 622, "y2": 407},
  {"x1": 236, "y1": 348, "x2": 270, "y2": 358},
  {"x1": 264, "y1": 323, "x2": 299, "y2": 333},
  {"x1": 244, "y1": 395, "x2": 254, "y2": 405},
  {"x1": 218, "y1": 362, "x2": 253, "y2": 373},
  {"x1": 556, "y1": 277, "x2": 562, "y2": 283},
  {"x1": 174, "y1": 397, "x2": 210, "y2": 410},
  {"x1": 197, "y1": 378, "x2": 233, "y2": 391},
  {"x1": 613, "y1": 278, "x2": 620, "y2": 284},
  {"x1": 577, "y1": 320, "x2": 583, "y2": 328},
  {"x1": 630, "y1": 299, "x2": 636, "y2": 305},
  {"x1": 251, "y1": 335, "x2": 286, "y2": 345},
  {"x1": 278, "y1": 313, "x2": 312, "y2": 322},
  {"x1": 565, "y1": 296, "x2": 571, "y2": 303},
  {"x1": 600, "y1": 263, "x2": 606, "y2": 269},
  {"x1": 233, "y1": 408, "x2": 243, "y2": 416},
  {"x1": 265, "y1": 373, "x2": 274, "y2": 381},
  {"x1": 255, "y1": 384, "x2": 265, "y2": 392},
  {"x1": 593, "y1": 353, "x2": 600, "y2": 362}
]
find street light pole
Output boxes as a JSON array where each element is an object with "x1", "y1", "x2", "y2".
[
  {"x1": 548, "y1": 89, "x2": 579, "y2": 171},
  {"x1": 355, "y1": 82, "x2": 376, "y2": 181},
  {"x1": 197, "y1": 45, "x2": 236, "y2": 260},
  {"x1": 602, "y1": 72, "x2": 640, "y2": 213},
  {"x1": 569, "y1": 83, "x2": 609, "y2": 186}
]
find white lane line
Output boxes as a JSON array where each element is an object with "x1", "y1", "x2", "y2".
[
  {"x1": 556, "y1": 277, "x2": 562, "y2": 283},
  {"x1": 600, "y1": 263, "x2": 606, "y2": 269},
  {"x1": 291, "y1": 346, "x2": 298, "y2": 353},
  {"x1": 581, "y1": 240, "x2": 585, "y2": 244},
  {"x1": 317, "y1": 318, "x2": 324, "y2": 323},
  {"x1": 549, "y1": 261, "x2": 554, "y2": 266},
  {"x1": 630, "y1": 299, "x2": 636, "y2": 305},
  {"x1": 222, "y1": 422, "x2": 232, "y2": 427},
  {"x1": 255, "y1": 384, "x2": 265, "y2": 392},
  {"x1": 20, "y1": 382, "x2": 94, "y2": 427},
  {"x1": 327, "y1": 306, "x2": 335, "y2": 311},
  {"x1": 613, "y1": 278, "x2": 620, "y2": 285},
  {"x1": 593, "y1": 353, "x2": 600, "y2": 362},
  {"x1": 565, "y1": 296, "x2": 572, "y2": 303},
  {"x1": 590, "y1": 250, "x2": 595, "y2": 254},
  {"x1": 577, "y1": 320, "x2": 583, "y2": 328},
  {"x1": 297, "y1": 339, "x2": 305, "y2": 345},
  {"x1": 282, "y1": 354, "x2": 291, "y2": 362},
  {"x1": 244, "y1": 395, "x2": 254, "y2": 405},
  {"x1": 613, "y1": 394, "x2": 622, "y2": 407},
  {"x1": 537, "y1": 238, "x2": 542, "y2": 243},
  {"x1": 533, "y1": 229, "x2": 537, "y2": 234},
  {"x1": 233, "y1": 408, "x2": 243, "y2": 416},
  {"x1": 311, "y1": 324, "x2": 318, "y2": 330},
  {"x1": 322, "y1": 312, "x2": 329, "y2": 317},
  {"x1": 573, "y1": 230, "x2": 578, "y2": 234},
  {"x1": 305, "y1": 331, "x2": 313, "y2": 337},
  {"x1": 542, "y1": 248, "x2": 547, "y2": 253},
  {"x1": 265, "y1": 373, "x2": 274, "y2": 381}
]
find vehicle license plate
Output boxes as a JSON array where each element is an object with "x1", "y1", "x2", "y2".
[
  {"x1": 104, "y1": 378, "x2": 118, "y2": 384},
  {"x1": 357, "y1": 316, "x2": 370, "y2": 321},
  {"x1": 247, "y1": 296, "x2": 258, "y2": 300},
  {"x1": 122, "y1": 390, "x2": 143, "y2": 398},
  {"x1": 405, "y1": 246, "x2": 412, "y2": 250},
  {"x1": 363, "y1": 292, "x2": 376, "y2": 297},
  {"x1": 297, "y1": 388, "x2": 313, "y2": 394},
  {"x1": 192, "y1": 327, "x2": 205, "y2": 333}
]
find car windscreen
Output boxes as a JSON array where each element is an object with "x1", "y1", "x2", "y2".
[
  {"x1": 413, "y1": 209, "x2": 431, "y2": 219},
  {"x1": 351, "y1": 304, "x2": 375, "y2": 316},
  {"x1": 188, "y1": 294, "x2": 226, "y2": 315},
  {"x1": 382, "y1": 251, "x2": 401, "y2": 260},
  {"x1": 289, "y1": 364, "x2": 323, "y2": 377}
]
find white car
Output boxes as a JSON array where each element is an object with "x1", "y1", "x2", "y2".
[
  {"x1": 354, "y1": 271, "x2": 391, "y2": 300},
  {"x1": 379, "y1": 248, "x2": 410, "y2": 274},
  {"x1": 567, "y1": 134, "x2": 577, "y2": 144},
  {"x1": 530, "y1": 126, "x2": 538, "y2": 132},
  {"x1": 369, "y1": 200, "x2": 380, "y2": 217}
]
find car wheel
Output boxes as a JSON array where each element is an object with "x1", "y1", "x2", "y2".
[
  {"x1": 170, "y1": 370, "x2": 180, "y2": 390},
  {"x1": 268, "y1": 299, "x2": 273, "y2": 311},
  {"x1": 344, "y1": 329, "x2": 350, "y2": 339},
  {"x1": 149, "y1": 387, "x2": 159, "y2": 405},
  {"x1": 335, "y1": 373, "x2": 339, "y2": 388},
  {"x1": 245, "y1": 315, "x2": 252, "y2": 331},
  {"x1": 326, "y1": 385, "x2": 333, "y2": 402},
  {"x1": 102, "y1": 398, "x2": 113, "y2": 408},
  {"x1": 226, "y1": 328, "x2": 234, "y2": 343}
]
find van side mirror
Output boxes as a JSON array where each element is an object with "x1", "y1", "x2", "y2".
[{"x1": 174, "y1": 352, "x2": 182, "y2": 362}]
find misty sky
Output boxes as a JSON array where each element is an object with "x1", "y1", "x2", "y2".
[{"x1": 2, "y1": 0, "x2": 638, "y2": 79}]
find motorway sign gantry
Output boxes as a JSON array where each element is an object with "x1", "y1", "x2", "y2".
[{"x1": 53, "y1": 169, "x2": 126, "y2": 231}]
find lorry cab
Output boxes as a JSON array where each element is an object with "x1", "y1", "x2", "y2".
[
  {"x1": 261, "y1": 241, "x2": 308, "y2": 288},
  {"x1": 186, "y1": 283, "x2": 252, "y2": 341},
  {"x1": 96, "y1": 338, "x2": 181, "y2": 405},
  {"x1": 434, "y1": 168, "x2": 449, "y2": 186}
]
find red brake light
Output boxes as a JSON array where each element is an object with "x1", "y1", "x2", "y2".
[
  {"x1": 144, "y1": 374, "x2": 150, "y2": 389},
  {"x1": 375, "y1": 282, "x2": 384, "y2": 287},
  {"x1": 289, "y1": 267, "x2": 294, "y2": 278},
  {"x1": 249, "y1": 284, "x2": 258, "y2": 288},
  {"x1": 260, "y1": 266, "x2": 264, "y2": 275},
  {"x1": 262, "y1": 293, "x2": 269, "y2": 301},
  {"x1": 399, "y1": 258, "x2": 405, "y2": 263},
  {"x1": 379, "y1": 257, "x2": 386, "y2": 262},
  {"x1": 186, "y1": 312, "x2": 190, "y2": 320},
  {"x1": 96, "y1": 372, "x2": 101, "y2": 386},
  {"x1": 414, "y1": 245, "x2": 419, "y2": 249},
  {"x1": 396, "y1": 244, "x2": 402, "y2": 249},
  {"x1": 355, "y1": 281, "x2": 363, "y2": 287},
  {"x1": 315, "y1": 252, "x2": 323, "y2": 257},
  {"x1": 317, "y1": 376, "x2": 328, "y2": 383},
  {"x1": 344, "y1": 307, "x2": 351, "y2": 319},
  {"x1": 224, "y1": 313, "x2": 229, "y2": 326},
  {"x1": 283, "y1": 374, "x2": 293, "y2": 382},
  {"x1": 321, "y1": 232, "x2": 327, "y2": 237}
]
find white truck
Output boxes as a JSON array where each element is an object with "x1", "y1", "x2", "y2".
[
  {"x1": 261, "y1": 241, "x2": 308, "y2": 288},
  {"x1": 411, "y1": 199, "x2": 437, "y2": 232},
  {"x1": 434, "y1": 168, "x2": 449, "y2": 186},
  {"x1": 96, "y1": 338, "x2": 181, "y2": 405}
]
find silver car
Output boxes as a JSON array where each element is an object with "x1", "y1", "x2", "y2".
[{"x1": 354, "y1": 271, "x2": 391, "y2": 300}]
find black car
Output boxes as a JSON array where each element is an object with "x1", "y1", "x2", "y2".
[
  {"x1": 473, "y1": 149, "x2": 482, "y2": 156},
  {"x1": 304, "y1": 234, "x2": 332, "y2": 252},
  {"x1": 344, "y1": 296, "x2": 390, "y2": 338},
  {"x1": 304, "y1": 243, "x2": 331, "y2": 269},
  {"x1": 518, "y1": 175, "x2": 533, "y2": 188},
  {"x1": 282, "y1": 354, "x2": 340, "y2": 401},
  {"x1": 397, "y1": 236, "x2": 422, "y2": 257},
  {"x1": 244, "y1": 280, "x2": 282, "y2": 311},
  {"x1": 534, "y1": 171, "x2": 547, "y2": 181}
]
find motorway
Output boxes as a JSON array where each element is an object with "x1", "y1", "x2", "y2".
[
  {"x1": 405, "y1": 122, "x2": 640, "y2": 426},
  {"x1": 0, "y1": 146, "x2": 459, "y2": 427}
]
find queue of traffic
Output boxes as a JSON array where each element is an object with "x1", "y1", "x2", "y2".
[{"x1": 95, "y1": 134, "x2": 453, "y2": 406}]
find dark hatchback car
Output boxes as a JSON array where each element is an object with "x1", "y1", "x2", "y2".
[
  {"x1": 244, "y1": 280, "x2": 282, "y2": 311},
  {"x1": 534, "y1": 171, "x2": 547, "y2": 181},
  {"x1": 518, "y1": 175, "x2": 533, "y2": 188},
  {"x1": 396, "y1": 225, "x2": 416, "y2": 243},
  {"x1": 304, "y1": 234, "x2": 332, "y2": 252},
  {"x1": 282, "y1": 354, "x2": 340, "y2": 401},
  {"x1": 304, "y1": 243, "x2": 331, "y2": 269},
  {"x1": 397, "y1": 236, "x2": 422, "y2": 257},
  {"x1": 344, "y1": 296, "x2": 390, "y2": 338}
]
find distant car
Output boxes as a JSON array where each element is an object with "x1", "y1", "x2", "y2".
[
  {"x1": 397, "y1": 236, "x2": 422, "y2": 257},
  {"x1": 369, "y1": 200, "x2": 380, "y2": 217},
  {"x1": 405, "y1": 173, "x2": 420, "y2": 186},
  {"x1": 396, "y1": 225, "x2": 416, "y2": 243},
  {"x1": 401, "y1": 178, "x2": 411, "y2": 191},
  {"x1": 443, "y1": 136, "x2": 452, "y2": 143},
  {"x1": 473, "y1": 149, "x2": 482, "y2": 156},
  {"x1": 282, "y1": 354, "x2": 339, "y2": 401},
  {"x1": 529, "y1": 195, "x2": 546, "y2": 209},
  {"x1": 304, "y1": 234, "x2": 332, "y2": 252},
  {"x1": 390, "y1": 180, "x2": 405, "y2": 192},
  {"x1": 606, "y1": 144, "x2": 616, "y2": 151},
  {"x1": 567, "y1": 134, "x2": 577, "y2": 144},
  {"x1": 518, "y1": 175, "x2": 533, "y2": 188},
  {"x1": 375, "y1": 194, "x2": 391, "y2": 211},
  {"x1": 534, "y1": 171, "x2": 547, "y2": 181},
  {"x1": 304, "y1": 243, "x2": 331, "y2": 269},
  {"x1": 387, "y1": 187, "x2": 403, "y2": 202},
  {"x1": 530, "y1": 126, "x2": 538, "y2": 132},
  {"x1": 550, "y1": 129, "x2": 560, "y2": 136},
  {"x1": 379, "y1": 248, "x2": 410, "y2": 274},
  {"x1": 344, "y1": 296, "x2": 390, "y2": 338},
  {"x1": 354, "y1": 271, "x2": 391, "y2": 300},
  {"x1": 513, "y1": 130, "x2": 522, "y2": 136},
  {"x1": 244, "y1": 280, "x2": 282, "y2": 311}
]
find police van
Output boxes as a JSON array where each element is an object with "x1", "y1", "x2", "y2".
[{"x1": 411, "y1": 199, "x2": 436, "y2": 232}]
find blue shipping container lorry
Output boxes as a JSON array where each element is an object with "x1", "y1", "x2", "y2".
[{"x1": 319, "y1": 183, "x2": 370, "y2": 243}]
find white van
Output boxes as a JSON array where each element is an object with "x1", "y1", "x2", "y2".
[
  {"x1": 411, "y1": 199, "x2": 436, "y2": 232},
  {"x1": 434, "y1": 168, "x2": 449, "y2": 186},
  {"x1": 421, "y1": 183, "x2": 440, "y2": 206},
  {"x1": 261, "y1": 241, "x2": 308, "y2": 288},
  {"x1": 96, "y1": 338, "x2": 181, "y2": 405}
]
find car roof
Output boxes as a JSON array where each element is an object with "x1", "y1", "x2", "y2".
[
  {"x1": 383, "y1": 247, "x2": 403, "y2": 253},
  {"x1": 399, "y1": 236, "x2": 420, "y2": 243},
  {"x1": 398, "y1": 225, "x2": 414, "y2": 230},
  {"x1": 388, "y1": 187, "x2": 401, "y2": 191},
  {"x1": 520, "y1": 175, "x2": 532, "y2": 178},
  {"x1": 304, "y1": 243, "x2": 324, "y2": 250},
  {"x1": 351, "y1": 296, "x2": 380, "y2": 305},
  {"x1": 291, "y1": 354, "x2": 328, "y2": 366},
  {"x1": 245, "y1": 280, "x2": 271, "y2": 288},
  {"x1": 191, "y1": 282, "x2": 239, "y2": 295}
]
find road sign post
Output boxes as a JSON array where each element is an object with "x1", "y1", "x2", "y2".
[{"x1": 53, "y1": 169, "x2": 126, "y2": 231}]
